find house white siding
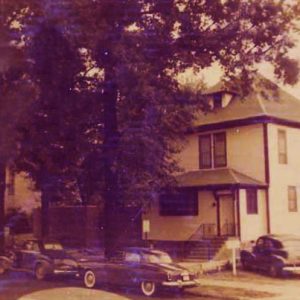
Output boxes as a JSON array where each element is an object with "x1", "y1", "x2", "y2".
[
  {"x1": 178, "y1": 124, "x2": 265, "y2": 183},
  {"x1": 239, "y1": 189, "x2": 268, "y2": 241},
  {"x1": 268, "y1": 124, "x2": 300, "y2": 235},
  {"x1": 145, "y1": 191, "x2": 216, "y2": 241}
]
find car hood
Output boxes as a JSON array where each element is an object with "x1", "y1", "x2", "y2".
[{"x1": 42, "y1": 250, "x2": 74, "y2": 260}]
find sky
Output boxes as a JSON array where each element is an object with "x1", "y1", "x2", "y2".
[{"x1": 200, "y1": 4, "x2": 300, "y2": 100}]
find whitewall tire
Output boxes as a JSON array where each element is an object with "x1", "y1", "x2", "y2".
[
  {"x1": 84, "y1": 270, "x2": 96, "y2": 288},
  {"x1": 141, "y1": 281, "x2": 156, "y2": 297},
  {"x1": 35, "y1": 264, "x2": 47, "y2": 280}
]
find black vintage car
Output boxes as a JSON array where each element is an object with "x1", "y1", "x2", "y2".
[
  {"x1": 81, "y1": 247, "x2": 199, "y2": 297},
  {"x1": 2, "y1": 239, "x2": 81, "y2": 279},
  {"x1": 240, "y1": 234, "x2": 300, "y2": 277}
]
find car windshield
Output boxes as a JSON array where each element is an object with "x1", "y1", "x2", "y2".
[
  {"x1": 143, "y1": 253, "x2": 172, "y2": 264},
  {"x1": 44, "y1": 242, "x2": 63, "y2": 250}
]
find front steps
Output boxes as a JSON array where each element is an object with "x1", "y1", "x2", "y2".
[{"x1": 185, "y1": 236, "x2": 229, "y2": 260}]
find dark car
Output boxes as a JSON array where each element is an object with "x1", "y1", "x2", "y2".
[
  {"x1": 240, "y1": 234, "x2": 300, "y2": 277},
  {"x1": 6, "y1": 239, "x2": 81, "y2": 280},
  {"x1": 81, "y1": 247, "x2": 199, "y2": 297}
]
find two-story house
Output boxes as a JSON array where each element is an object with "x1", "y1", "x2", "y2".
[{"x1": 144, "y1": 77, "x2": 300, "y2": 249}]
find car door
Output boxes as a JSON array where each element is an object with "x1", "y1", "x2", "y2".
[
  {"x1": 253, "y1": 237, "x2": 268, "y2": 270},
  {"x1": 113, "y1": 252, "x2": 142, "y2": 286},
  {"x1": 255, "y1": 238, "x2": 275, "y2": 271},
  {"x1": 21, "y1": 241, "x2": 40, "y2": 270}
]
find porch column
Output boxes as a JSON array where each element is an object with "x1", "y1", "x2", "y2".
[
  {"x1": 236, "y1": 188, "x2": 241, "y2": 237},
  {"x1": 213, "y1": 191, "x2": 221, "y2": 236}
]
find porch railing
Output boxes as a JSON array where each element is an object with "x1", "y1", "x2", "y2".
[
  {"x1": 189, "y1": 223, "x2": 217, "y2": 240},
  {"x1": 221, "y1": 222, "x2": 236, "y2": 236}
]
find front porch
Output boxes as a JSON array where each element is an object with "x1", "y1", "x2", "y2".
[{"x1": 145, "y1": 168, "x2": 268, "y2": 260}]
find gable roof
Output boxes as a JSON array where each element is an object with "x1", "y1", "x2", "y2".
[
  {"x1": 176, "y1": 168, "x2": 266, "y2": 188},
  {"x1": 194, "y1": 77, "x2": 300, "y2": 128}
]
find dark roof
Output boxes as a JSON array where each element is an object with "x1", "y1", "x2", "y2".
[
  {"x1": 176, "y1": 168, "x2": 266, "y2": 188},
  {"x1": 196, "y1": 77, "x2": 300, "y2": 127}
]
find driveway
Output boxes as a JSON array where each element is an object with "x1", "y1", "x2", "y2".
[{"x1": 199, "y1": 270, "x2": 300, "y2": 300}]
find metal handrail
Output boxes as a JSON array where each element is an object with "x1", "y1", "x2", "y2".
[
  {"x1": 221, "y1": 222, "x2": 236, "y2": 236},
  {"x1": 189, "y1": 223, "x2": 217, "y2": 240}
]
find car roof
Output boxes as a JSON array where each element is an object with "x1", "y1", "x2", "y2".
[{"x1": 260, "y1": 234, "x2": 300, "y2": 242}]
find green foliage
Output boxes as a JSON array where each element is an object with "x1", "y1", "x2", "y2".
[{"x1": 9, "y1": 0, "x2": 300, "y2": 207}]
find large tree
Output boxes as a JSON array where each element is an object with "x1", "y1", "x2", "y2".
[
  {"x1": 68, "y1": 0, "x2": 300, "y2": 257},
  {"x1": 0, "y1": 0, "x2": 39, "y2": 253},
  {"x1": 14, "y1": 0, "x2": 300, "y2": 256}
]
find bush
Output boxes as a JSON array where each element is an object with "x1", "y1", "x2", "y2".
[{"x1": 5, "y1": 208, "x2": 32, "y2": 234}]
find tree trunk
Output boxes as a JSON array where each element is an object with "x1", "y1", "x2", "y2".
[
  {"x1": 0, "y1": 163, "x2": 6, "y2": 254},
  {"x1": 102, "y1": 71, "x2": 120, "y2": 259},
  {"x1": 40, "y1": 186, "x2": 50, "y2": 239}
]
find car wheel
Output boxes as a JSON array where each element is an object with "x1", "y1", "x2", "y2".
[
  {"x1": 35, "y1": 264, "x2": 47, "y2": 280},
  {"x1": 141, "y1": 281, "x2": 156, "y2": 297},
  {"x1": 0, "y1": 265, "x2": 6, "y2": 275},
  {"x1": 241, "y1": 260, "x2": 252, "y2": 271},
  {"x1": 269, "y1": 265, "x2": 282, "y2": 277},
  {"x1": 84, "y1": 270, "x2": 96, "y2": 288}
]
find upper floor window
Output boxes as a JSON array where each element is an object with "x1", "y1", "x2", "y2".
[
  {"x1": 288, "y1": 186, "x2": 297, "y2": 212},
  {"x1": 246, "y1": 189, "x2": 258, "y2": 214},
  {"x1": 199, "y1": 132, "x2": 226, "y2": 169},
  {"x1": 278, "y1": 129, "x2": 287, "y2": 164}
]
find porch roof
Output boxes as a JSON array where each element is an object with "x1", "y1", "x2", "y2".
[{"x1": 176, "y1": 168, "x2": 266, "y2": 189}]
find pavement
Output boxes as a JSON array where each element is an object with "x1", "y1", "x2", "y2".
[
  {"x1": 178, "y1": 260, "x2": 300, "y2": 300},
  {"x1": 17, "y1": 288, "x2": 131, "y2": 300}
]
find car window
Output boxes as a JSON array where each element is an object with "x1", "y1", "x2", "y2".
[
  {"x1": 124, "y1": 252, "x2": 141, "y2": 263},
  {"x1": 44, "y1": 242, "x2": 63, "y2": 250},
  {"x1": 24, "y1": 241, "x2": 39, "y2": 251},
  {"x1": 264, "y1": 239, "x2": 274, "y2": 250},
  {"x1": 256, "y1": 238, "x2": 264, "y2": 247},
  {"x1": 143, "y1": 253, "x2": 173, "y2": 264}
]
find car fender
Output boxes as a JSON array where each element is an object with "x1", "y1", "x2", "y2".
[
  {"x1": 35, "y1": 259, "x2": 53, "y2": 273},
  {"x1": 0, "y1": 256, "x2": 13, "y2": 272},
  {"x1": 270, "y1": 255, "x2": 286, "y2": 266},
  {"x1": 240, "y1": 250, "x2": 256, "y2": 261}
]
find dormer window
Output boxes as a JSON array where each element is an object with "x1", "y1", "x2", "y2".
[{"x1": 213, "y1": 93, "x2": 222, "y2": 109}]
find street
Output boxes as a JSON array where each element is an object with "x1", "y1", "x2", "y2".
[
  {"x1": 2, "y1": 269, "x2": 300, "y2": 300},
  {"x1": 0, "y1": 271, "x2": 215, "y2": 300}
]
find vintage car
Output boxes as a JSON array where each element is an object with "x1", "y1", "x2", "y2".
[
  {"x1": 81, "y1": 247, "x2": 200, "y2": 297},
  {"x1": 0, "y1": 239, "x2": 81, "y2": 279},
  {"x1": 240, "y1": 234, "x2": 300, "y2": 277}
]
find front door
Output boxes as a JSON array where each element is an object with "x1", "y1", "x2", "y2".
[{"x1": 219, "y1": 195, "x2": 235, "y2": 236}]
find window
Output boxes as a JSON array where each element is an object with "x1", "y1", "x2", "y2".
[
  {"x1": 246, "y1": 189, "x2": 258, "y2": 214},
  {"x1": 213, "y1": 93, "x2": 222, "y2": 108},
  {"x1": 159, "y1": 189, "x2": 198, "y2": 216},
  {"x1": 278, "y1": 130, "x2": 287, "y2": 164},
  {"x1": 214, "y1": 133, "x2": 227, "y2": 167},
  {"x1": 288, "y1": 186, "x2": 297, "y2": 212},
  {"x1": 199, "y1": 135, "x2": 212, "y2": 169},
  {"x1": 199, "y1": 132, "x2": 226, "y2": 169}
]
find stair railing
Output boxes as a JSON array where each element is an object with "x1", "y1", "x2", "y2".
[{"x1": 189, "y1": 223, "x2": 217, "y2": 240}]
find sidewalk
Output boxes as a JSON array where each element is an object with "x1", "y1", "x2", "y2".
[{"x1": 195, "y1": 277, "x2": 300, "y2": 300}]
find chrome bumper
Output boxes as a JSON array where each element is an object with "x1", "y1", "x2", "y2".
[
  {"x1": 162, "y1": 279, "x2": 200, "y2": 287},
  {"x1": 283, "y1": 266, "x2": 300, "y2": 273}
]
